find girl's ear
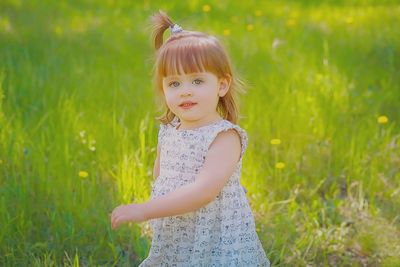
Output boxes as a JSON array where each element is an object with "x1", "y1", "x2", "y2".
[{"x1": 218, "y1": 74, "x2": 231, "y2": 97}]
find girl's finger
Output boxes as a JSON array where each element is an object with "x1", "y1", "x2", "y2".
[
  {"x1": 111, "y1": 216, "x2": 114, "y2": 226},
  {"x1": 111, "y1": 214, "x2": 117, "y2": 226},
  {"x1": 113, "y1": 215, "x2": 120, "y2": 228}
]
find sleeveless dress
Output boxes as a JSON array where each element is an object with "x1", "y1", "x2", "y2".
[{"x1": 139, "y1": 117, "x2": 270, "y2": 267}]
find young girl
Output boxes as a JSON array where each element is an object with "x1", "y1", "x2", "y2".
[{"x1": 110, "y1": 10, "x2": 270, "y2": 266}]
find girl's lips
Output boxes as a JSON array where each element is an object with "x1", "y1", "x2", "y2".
[{"x1": 180, "y1": 103, "x2": 197, "y2": 109}]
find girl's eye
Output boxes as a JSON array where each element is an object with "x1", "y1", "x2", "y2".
[
  {"x1": 169, "y1": 81, "x2": 180, "y2": 87},
  {"x1": 193, "y1": 79, "x2": 203, "y2": 85}
]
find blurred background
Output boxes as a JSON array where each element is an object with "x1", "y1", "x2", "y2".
[{"x1": 0, "y1": 0, "x2": 399, "y2": 266}]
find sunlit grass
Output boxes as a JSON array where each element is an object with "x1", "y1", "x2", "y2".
[{"x1": 0, "y1": 0, "x2": 399, "y2": 266}]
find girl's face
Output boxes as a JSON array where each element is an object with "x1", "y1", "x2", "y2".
[{"x1": 162, "y1": 71, "x2": 230, "y2": 126}]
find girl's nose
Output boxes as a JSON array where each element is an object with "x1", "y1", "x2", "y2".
[{"x1": 181, "y1": 91, "x2": 192, "y2": 97}]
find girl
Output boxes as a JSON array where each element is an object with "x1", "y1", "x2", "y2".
[{"x1": 110, "y1": 10, "x2": 270, "y2": 266}]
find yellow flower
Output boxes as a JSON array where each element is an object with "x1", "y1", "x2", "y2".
[
  {"x1": 0, "y1": 16, "x2": 12, "y2": 32},
  {"x1": 345, "y1": 17, "x2": 354, "y2": 24},
  {"x1": 315, "y1": 73, "x2": 324, "y2": 83},
  {"x1": 275, "y1": 162, "x2": 285, "y2": 169},
  {"x1": 246, "y1": 24, "x2": 254, "y2": 31},
  {"x1": 270, "y1": 139, "x2": 281, "y2": 145},
  {"x1": 377, "y1": 115, "x2": 388, "y2": 124},
  {"x1": 255, "y1": 10, "x2": 263, "y2": 17},
  {"x1": 54, "y1": 26, "x2": 63, "y2": 36},
  {"x1": 79, "y1": 171, "x2": 89, "y2": 178},
  {"x1": 202, "y1": 4, "x2": 211, "y2": 12},
  {"x1": 0, "y1": 159, "x2": 3, "y2": 164},
  {"x1": 223, "y1": 29, "x2": 231, "y2": 36},
  {"x1": 286, "y1": 19, "x2": 296, "y2": 27}
]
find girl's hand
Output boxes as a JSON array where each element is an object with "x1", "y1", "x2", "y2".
[{"x1": 110, "y1": 203, "x2": 147, "y2": 230}]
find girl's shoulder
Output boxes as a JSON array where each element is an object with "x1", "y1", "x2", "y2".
[{"x1": 206, "y1": 119, "x2": 249, "y2": 161}]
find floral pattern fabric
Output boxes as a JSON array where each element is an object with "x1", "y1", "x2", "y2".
[{"x1": 139, "y1": 117, "x2": 270, "y2": 266}]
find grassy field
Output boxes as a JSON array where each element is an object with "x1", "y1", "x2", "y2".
[{"x1": 1, "y1": 0, "x2": 400, "y2": 266}]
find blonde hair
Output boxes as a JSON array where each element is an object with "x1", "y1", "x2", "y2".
[{"x1": 148, "y1": 10, "x2": 247, "y2": 125}]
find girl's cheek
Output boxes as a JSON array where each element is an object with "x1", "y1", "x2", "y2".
[
  {"x1": 165, "y1": 95, "x2": 174, "y2": 104},
  {"x1": 164, "y1": 96, "x2": 176, "y2": 109}
]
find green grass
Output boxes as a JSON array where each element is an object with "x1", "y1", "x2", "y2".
[{"x1": 1, "y1": 0, "x2": 399, "y2": 266}]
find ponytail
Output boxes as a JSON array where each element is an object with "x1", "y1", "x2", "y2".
[{"x1": 149, "y1": 10, "x2": 174, "y2": 50}]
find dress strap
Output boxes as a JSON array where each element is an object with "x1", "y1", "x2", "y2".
[
  {"x1": 157, "y1": 123, "x2": 168, "y2": 148},
  {"x1": 206, "y1": 120, "x2": 249, "y2": 162}
]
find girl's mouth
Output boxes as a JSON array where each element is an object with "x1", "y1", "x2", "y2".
[{"x1": 180, "y1": 103, "x2": 197, "y2": 109}]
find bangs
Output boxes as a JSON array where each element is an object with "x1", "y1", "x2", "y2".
[{"x1": 158, "y1": 37, "x2": 220, "y2": 77}]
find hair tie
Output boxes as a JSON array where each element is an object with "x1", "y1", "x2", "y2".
[{"x1": 170, "y1": 23, "x2": 183, "y2": 34}]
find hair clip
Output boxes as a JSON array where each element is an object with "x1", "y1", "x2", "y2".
[{"x1": 170, "y1": 24, "x2": 183, "y2": 34}]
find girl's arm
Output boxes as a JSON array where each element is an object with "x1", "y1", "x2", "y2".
[
  {"x1": 153, "y1": 144, "x2": 161, "y2": 180},
  {"x1": 141, "y1": 129, "x2": 242, "y2": 221}
]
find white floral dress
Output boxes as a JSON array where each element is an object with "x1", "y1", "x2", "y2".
[{"x1": 139, "y1": 117, "x2": 270, "y2": 266}]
